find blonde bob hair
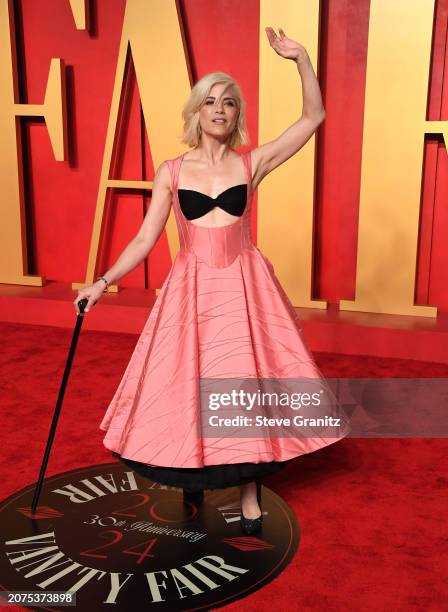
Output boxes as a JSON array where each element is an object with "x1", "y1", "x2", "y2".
[{"x1": 180, "y1": 71, "x2": 250, "y2": 149}]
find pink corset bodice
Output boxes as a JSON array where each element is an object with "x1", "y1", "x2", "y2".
[{"x1": 168, "y1": 150, "x2": 255, "y2": 269}]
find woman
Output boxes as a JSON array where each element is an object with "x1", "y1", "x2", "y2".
[{"x1": 74, "y1": 27, "x2": 349, "y2": 535}]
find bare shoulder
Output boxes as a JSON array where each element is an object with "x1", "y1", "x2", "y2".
[
  {"x1": 153, "y1": 160, "x2": 173, "y2": 196},
  {"x1": 134, "y1": 160, "x2": 173, "y2": 245}
]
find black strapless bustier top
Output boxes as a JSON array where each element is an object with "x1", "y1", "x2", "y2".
[{"x1": 178, "y1": 184, "x2": 247, "y2": 221}]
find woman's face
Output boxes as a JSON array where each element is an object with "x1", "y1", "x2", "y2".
[{"x1": 198, "y1": 83, "x2": 239, "y2": 143}]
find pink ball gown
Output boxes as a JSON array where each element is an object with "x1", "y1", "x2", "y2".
[{"x1": 99, "y1": 149, "x2": 350, "y2": 491}]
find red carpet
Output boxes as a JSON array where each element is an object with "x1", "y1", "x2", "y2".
[{"x1": 1, "y1": 321, "x2": 447, "y2": 611}]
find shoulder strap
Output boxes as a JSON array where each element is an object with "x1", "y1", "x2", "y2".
[{"x1": 166, "y1": 154, "x2": 184, "y2": 193}]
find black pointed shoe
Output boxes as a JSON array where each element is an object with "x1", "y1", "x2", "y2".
[
  {"x1": 240, "y1": 480, "x2": 263, "y2": 535},
  {"x1": 182, "y1": 488, "x2": 204, "y2": 506}
]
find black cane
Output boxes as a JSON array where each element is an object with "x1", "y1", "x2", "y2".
[{"x1": 30, "y1": 297, "x2": 90, "y2": 515}]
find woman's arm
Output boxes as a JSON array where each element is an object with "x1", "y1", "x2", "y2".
[
  {"x1": 74, "y1": 162, "x2": 172, "y2": 312},
  {"x1": 251, "y1": 27, "x2": 326, "y2": 189},
  {"x1": 100, "y1": 161, "x2": 172, "y2": 286}
]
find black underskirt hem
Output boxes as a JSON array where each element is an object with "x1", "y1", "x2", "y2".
[{"x1": 111, "y1": 451, "x2": 292, "y2": 492}]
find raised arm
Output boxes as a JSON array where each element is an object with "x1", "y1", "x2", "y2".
[{"x1": 251, "y1": 27, "x2": 326, "y2": 190}]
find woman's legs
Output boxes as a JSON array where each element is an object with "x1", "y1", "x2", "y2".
[{"x1": 240, "y1": 481, "x2": 262, "y2": 519}]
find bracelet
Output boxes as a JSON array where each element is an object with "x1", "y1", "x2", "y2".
[{"x1": 96, "y1": 276, "x2": 110, "y2": 291}]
